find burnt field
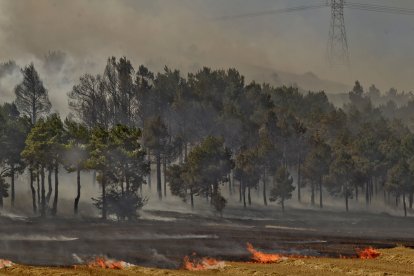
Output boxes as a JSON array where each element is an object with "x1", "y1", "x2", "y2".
[{"x1": 1, "y1": 208, "x2": 413, "y2": 269}]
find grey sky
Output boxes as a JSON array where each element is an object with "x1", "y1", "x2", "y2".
[{"x1": 1, "y1": 0, "x2": 414, "y2": 114}]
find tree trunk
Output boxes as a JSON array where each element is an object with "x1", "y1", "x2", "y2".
[
  {"x1": 163, "y1": 156, "x2": 167, "y2": 197},
  {"x1": 355, "y1": 184, "x2": 358, "y2": 201},
  {"x1": 239, "y1": 178, "x2": 242, "y2": 203},
  {"x1": 93, "y1": 170, "x2": 96, "y2": 186},
  {"x1": 190, "y1": 187, "x2": 194, "y2": 209},
  {"x1": 370, "y1": 178, "x2": 374, "y2": 202},
  {"x1": 248, "y1": 186, "x2": 251, "y2": 206},
  {"x1": 319, "y1": 178, "x2": 323, "y2": 209},
  {"x1": 125, "y1": 164, "x2": 130, "y2": 194},
  {"x1": 74, "y1": 166, "x2": 81, "y2": 215},
  {"x1": 311, "y1": 182, "x2": 315, "y2": 205},
  {"x1": 345, "y1": 188, "x2": 349, "y2": 212},
  {"x1": 46, "y1": 168, "x2": 52, "y2": 204},
  {"x1": 147, "y1": 149, "x2": 151, "y2": 189},
  {"x1": 10, "y1": 166, "x2": 15, "y2": 208},
  {"x1": 297, "y1": 153, "x2": 301, "y2": 202},
  {"x1": 52, "y1": 163, "x2": 59, "y2": 216},
  {"x1": 101, "y1": 172, "x2": 107, "y2": 220},
  {"x1": 409, "y1": 193, "x2": 413, "y2": 209},
  {"x1": 30, "y1": 169, "x2": 37, "y2": 213},
  {"x1": 121, "y1": 180, "x2": 125, "y2": 197},
  {"x1": 242, "y1": 180, "x2": 246, "y2": 208},
  {"x1": 40, "y1": 167, "x2": 46, "y2": 217},
  {"x1": 231, "y1": 170, "x2": 234, "y2": 193},
  {"x1": 36, "y1": 172, "x2": 40, "y2": 207},
  {"x1": 263, "y1": 169, "x2": 267, "y2": 206},
  {"x1": 228, "y1": 173, "x2": 232, "y2": 196},
  {"x1": 281, "y1": 198, "x2": 285, "y2": 212},
  {"x1": 0, "y1": 186, "x2": 3, "y2": 208},
  {"x1": 156, "y1": 152, "x2": 162, "y2": 200},
  {"x1": 179, "y1": 143, "x2": 183, "y2": 164},
  {"x1": 403, "y1": 193, "x2": 407, "y2": 217},
  {"x1": 32, "y1": 101, "x2": 36, "y2": 125},
  {"x1": 209, "y1": 185, "x2": 213, "y2": 205}
]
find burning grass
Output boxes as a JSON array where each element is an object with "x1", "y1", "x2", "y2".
[
  {"x1": 357, "y1": 247, "x2": 381, "y2": 259},
  {"x1": 0, "y1": 259, "x2": 13, "y2": 269},
  {"x1": 183, "y1": 253, "x2": 226, "y2": 271},
  {"x1": 0, "y1": 247, "x2": 413, "y2": 275},
  {"x1": 87, "y1": 257, "x2": 134, "y2": 269},
  {"x1": 246, "y1": 243, "x2": 284, "y2": 263}
]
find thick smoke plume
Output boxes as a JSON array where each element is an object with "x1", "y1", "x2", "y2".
[{"x1": 1, "y1": 0, "x2": 414, "y2": 114}]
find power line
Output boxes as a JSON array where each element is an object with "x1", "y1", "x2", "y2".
[
  {"x1": 215, "y1": 1, "x2": 414, "y2": 66},
  {"x1": 345, "y1": 2, "x2": 414, "y2": 15},
  {"x1": 215, "y1": 3, "x2": 328, "y2": 21},
  {"x1": 327, "y1": 0, "x2": 350, "y2": 66},
  {"x1": 216, "y1": 1, "x2": 414, "y2": 20}
]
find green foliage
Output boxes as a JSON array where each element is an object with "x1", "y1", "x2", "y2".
[
  {"x1": 235, "y1": 147, "x2": 261, "y2": 190},
  {"x1": 22, "y1": 114, "x2": 65, "y2": 167},
  {"x1": 168, "y1": 136, "x2": 233, "y2": 212},
  {"x1": 327, "y1": 145, "x2": 355, "y2": 200},
  {"x1": 186, "y1": 136, "x2": 233, "y2": 195},
  {"x1": 386, "y1": 161, "x2": 412, "y2": 196},
  {"x1": 62, "y1": 118, "x2": 90, "y2": 172},
  {"x1": 142, "y1": 116, "x2": 168, "y2": 153},
  {"x1": 15, "y1": 63, "x2": 51, "y2": 125},
  {"x1": 269, "y1": 167, "x2": 295, "y2": 207},
  {"x1": 93, "y1": 184, "x2": 148, "y2": 220},
  {"x1": 167, "y1": 164, "x2": 187, "y2": 201},
  {"x1": 89, "y1": 125, "x2": 149, "y2": 219},
  {"x1": 303, "y1": 134, "x2": 332, "y2": 186},
  {"x1": 3, "y1": 57, "x2": 414, "y2": 217}
]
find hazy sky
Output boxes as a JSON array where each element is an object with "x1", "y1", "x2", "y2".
[{"x1": 1, "y1": 0, "x2": 414, "y2": 113}]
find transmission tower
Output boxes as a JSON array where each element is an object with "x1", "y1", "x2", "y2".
[{"x1": 327, "y1": 0, "x2": 350, "y2": 66}]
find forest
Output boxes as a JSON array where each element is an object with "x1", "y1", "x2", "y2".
[{"x1": 0, "y1": 56, "x2": 413, "y2": 220}]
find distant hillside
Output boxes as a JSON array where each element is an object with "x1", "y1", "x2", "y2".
[{"x1": 241, "y1": 64, "x2": 350, "y2": 95}]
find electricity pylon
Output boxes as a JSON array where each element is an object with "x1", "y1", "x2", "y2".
[{"x1": 327, "y1": 0, "x2": 350, "y2": 66}]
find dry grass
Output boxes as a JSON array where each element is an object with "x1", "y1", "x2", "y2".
[{"x1": 1, "y1": 247, "x2": 413, "y2": 276}]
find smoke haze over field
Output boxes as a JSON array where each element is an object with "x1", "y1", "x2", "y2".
[{"x1": 1, "y1": 0, "x2": 414, "y2": 115}]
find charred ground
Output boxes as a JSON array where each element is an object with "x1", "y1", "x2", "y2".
[{"x1": 1, "y1": 208, "x2": 413, "y2": 269}]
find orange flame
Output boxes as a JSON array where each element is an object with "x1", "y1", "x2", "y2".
[
  {"x1": 357, "y1": 247, "x2": 381, "y2": 259},
  {"x1": 0, "y1": 259, "x2": 13, "y2": 269},
  {"x1": 246, "y1": 243, "x2": 282, "y2": 263},
  {"x1": 88, "y1": 257, "x2": 133, "y2": 269},
  {"x1": 183, "y1": 253, "x2": 225, "y2": 271}
]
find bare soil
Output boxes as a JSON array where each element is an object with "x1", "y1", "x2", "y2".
[{"x1": 0, "y1": 207, "x2": 413, "y2": 270}]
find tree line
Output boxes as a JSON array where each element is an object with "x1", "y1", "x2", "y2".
[{"x1": 0, "y1": 57, "x2": 413, "y2": 219}]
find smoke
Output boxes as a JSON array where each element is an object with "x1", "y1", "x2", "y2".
[
  {"x1": 1, "y1": 0, "x2": 413, "y2": 117},
  {"x1": 93, "y1": 234, "x2": 219, "y2": 240},
  {"x1": 0, "y1": 210, "x2": 27, "y2": 221},
  {"x1": 71, "y1": 253, "x2": 83, "y2": 264},
  {"x1": 149, "y1": 249, "x2": 179, "y2": 268},
  {"x1": 0, "y1": 0, "x2": 413, "y2": 220},
  {"x1": 2, "y1": 235, "x2": 78, "y2": 241},
  {"x1": 0, "y1": 61, "x2": 22, "y2": 104}
]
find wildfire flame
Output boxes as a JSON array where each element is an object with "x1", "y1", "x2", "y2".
[
  {"x1": 246, "y1": 243, "x2": 283, "y2": 263},
  {"x1": 357, "y1": 247, "x2": 381, "y2": 259},
  {"x1": 87, "y1": 257, "x2": 134, "y2": 269},
  {"x1": 0, "y1": 259, "x2": 13, "y2": 269},
  {"x1": 183, "y1": 253, "x2": 225, "y2": 271}
]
